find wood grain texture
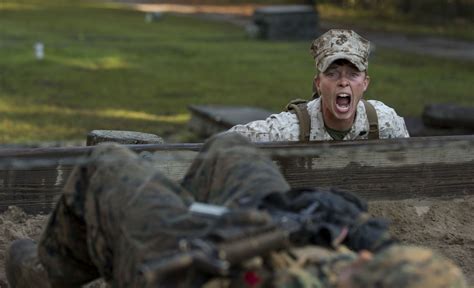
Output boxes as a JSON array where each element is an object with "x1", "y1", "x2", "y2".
[{"x1": 1, "y1": 135, "x2": 473, "y2": 214}]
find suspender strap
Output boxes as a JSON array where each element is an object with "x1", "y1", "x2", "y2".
[
  {"x1": 361, "y1": 99, "x2": 379, "y2": 140},
  {"x1": 285, "y1": 99, "x2": 311, "y2": 142},
  {"x1": 285, "y1": 99, "x2": 379, "y2": 141}
]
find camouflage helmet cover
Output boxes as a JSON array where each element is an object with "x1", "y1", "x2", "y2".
[
  {"x1": 310, "y1": 29, "x2": 370, "y2": 72},
  {"x1": 351, "y1": 245, "x2": 467, "y2": 288}
]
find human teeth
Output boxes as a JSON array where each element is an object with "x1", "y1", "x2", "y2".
[{"x1": 336, "y1": 93, "x2": 351, "y2": 112}]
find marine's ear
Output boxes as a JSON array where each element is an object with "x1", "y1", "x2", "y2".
[
  {"x1": 363, "y1": 74, "x2": 370, "y2": 92},
  {"x1": 314, "y1": 75, "x2": 321, "y2": 93}
]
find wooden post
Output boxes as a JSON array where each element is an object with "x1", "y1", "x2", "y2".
[{"x1": 86, "y1": 130, "x2": 164, "y2": 146}]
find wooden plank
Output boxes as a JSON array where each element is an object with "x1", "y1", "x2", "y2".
[
  {"x1": 265, "y1": 136, "x2": 474, "y2": 200},
  {"x1": 0, "y1": 166, "x2": 74, "y2": 214},
  {"x1": 86, "y1": 130, "x2": 164, "y2": 146},
  {"x1": 0, "y1": 145, "x2": 202, "y2": 214},
  {"x1": 0, "y1": 135, "x2": 473, "y2": 214}
]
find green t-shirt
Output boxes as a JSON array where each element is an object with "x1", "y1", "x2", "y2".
[{"x1": 324, "y1": 125, "x2": 351, "y2": 140}]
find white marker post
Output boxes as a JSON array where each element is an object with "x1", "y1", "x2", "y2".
[{"x1": 34, "y1": 42, "x2": 44, "y2": 60}]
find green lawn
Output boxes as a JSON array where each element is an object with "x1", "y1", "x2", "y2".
[{"x1": 1, "y1": 0, "x2": 473, "y2": 143}]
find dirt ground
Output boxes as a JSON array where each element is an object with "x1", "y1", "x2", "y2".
[
  {"x1": 0, "y1": 197, "x2": 473, "y2": 287},
  {"x1": 369, "y1": 196, "x2": 474, "y2": 285},
  {"x1": 0, "y1": 207, "x2": 47, "y2": 288},
  {"x1": 0, "y1": 207, "x2": 106, "y2": 288}
]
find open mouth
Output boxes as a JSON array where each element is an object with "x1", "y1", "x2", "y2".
[{"x1": 335, "y1": 93, "x2": 351, "y2": 113}]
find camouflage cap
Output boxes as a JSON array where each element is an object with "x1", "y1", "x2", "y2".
[
  {"x1": 310, "y1": 29, "x2": 370, "y2": 72},
  {"x1": 351, "y1": 245, "x2": 467, "y2": 288}
]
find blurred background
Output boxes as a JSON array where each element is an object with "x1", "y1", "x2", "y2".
[{"x1": 0, "y1": 0, "x2": 473, "y2": 145}]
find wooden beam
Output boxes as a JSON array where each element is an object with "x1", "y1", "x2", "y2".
[
  {"x1": 269, "y1": 136, "x2": 474, "y2": 200},
  {"x1": 1, "y1": 135, "x2": 473, "y2": 214}
]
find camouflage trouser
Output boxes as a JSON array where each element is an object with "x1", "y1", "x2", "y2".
[{"x1": 37, "y1": 133, "x2": 290, "y2": 287}]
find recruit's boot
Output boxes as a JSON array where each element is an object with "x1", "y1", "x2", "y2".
[{"x1": 5, "y1": 238, "x2": 51, "y2": 288}]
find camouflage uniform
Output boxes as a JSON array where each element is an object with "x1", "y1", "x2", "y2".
[
  {"x1": 228, "y1": 97, "x2": 409, "y2": 142},
  {"x1": 203, "y1": 246, "x2": 359, "y2": 287},
  {"x1": 350, "y1": 245, "x2": 467, "y2": 288},
  {"x1": 6, "y1": 133, "x2": 467, "y2": 288},
  {"x1": 36, "y1": 133, "x2": 290, "y2": 287},
  {"x1": 228, "y1": 29, "x2": 410, "y2": 142},
  {"x1": 204, "y1": 245, "x2": 467, "y2": 288}
]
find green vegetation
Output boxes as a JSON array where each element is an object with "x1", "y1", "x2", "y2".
[
  {"x1": 0, "y1": 0, "x2": 473, "y2": 143},
  {"x1": 318, "y1": 3, "x2": 474, "y2": 41}
]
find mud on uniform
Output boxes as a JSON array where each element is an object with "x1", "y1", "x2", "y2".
[
  {"x1": 38, "y1": 133, "x2": 290, "y2": 287},
  {"x1": 8, "y1": 27, "x2": 465, "y2": 288},
  {"x1": 228, "y1": 97, "x2": 410, "y2": 142},
  {"x1": 203, "y1": 246, "x2": 359, "y2": 287},
  {"x1": 10, "y1": 133, "x2": 467, "y2": 288},
  {"x1": 203, "y1": 244, "x2": 467, "y2": 288}
]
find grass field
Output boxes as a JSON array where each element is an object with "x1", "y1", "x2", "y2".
[{"x1": 1, "y1": 0, "x2": 473, "y2": 143}]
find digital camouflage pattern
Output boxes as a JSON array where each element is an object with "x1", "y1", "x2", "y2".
[
  {"x1": 202, "y1": 246, "x2": 358, "y2": 288},
  {"x1": 36, "y1": 133, "x2": 289, "y2": 287},
  {"x1": 265, "y1": 246, "x2": 358, "y2": 288},
  {"x1": 228, "y1": 97, "x2": 410, "y2": 142},
  {"x1": 228, "y1": 29, "x2": 409, "y2": 142},
  {"x1": 310, "y1": 29, "x2": 370, "y2": 72},
  {"x1": 204, "y1": 245, "x2": 468, "y2": 288},
  {"x1": 6, "y1": 133, "x2": 466, "y2": 288},
  {"x1": 352, "y1": 245, "x2": 468, "y2": 288}
]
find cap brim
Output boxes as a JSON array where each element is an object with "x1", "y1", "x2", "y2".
[{"x1": 318, "y1": 53, "x2": 366, "y2": 72}]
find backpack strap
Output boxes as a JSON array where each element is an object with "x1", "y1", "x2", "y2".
[
  {"x1": 361, "y1": 99, "x2": 379, "y2": 140},
  {"x1": 285, "y1": 99, "x2": 311, "y2": 142}
]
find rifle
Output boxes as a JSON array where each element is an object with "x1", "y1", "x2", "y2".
[
  {"x1": 137, "y1": 199, "x2": 356, "y2": 286},
  {"x1": 137, "y1": 202, "x2": 292, "y2": 286}
]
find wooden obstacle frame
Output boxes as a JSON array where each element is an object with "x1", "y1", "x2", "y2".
[{"x1": 1, "y1": 135, "x2": 473, "y2": 214}]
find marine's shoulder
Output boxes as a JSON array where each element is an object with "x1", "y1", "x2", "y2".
[
  {"x1": 366, "y1": 99, "x2": 394, "y2": 110},
  {"x1": 365, "y1": 100, "x2": 410, "y2": 138},
  {"x1": 306, "y1": 98, "x2": 321, "y2": 115},
  {"x1": 228, "y1": 109, "x2": 300, "y2": 141}
]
